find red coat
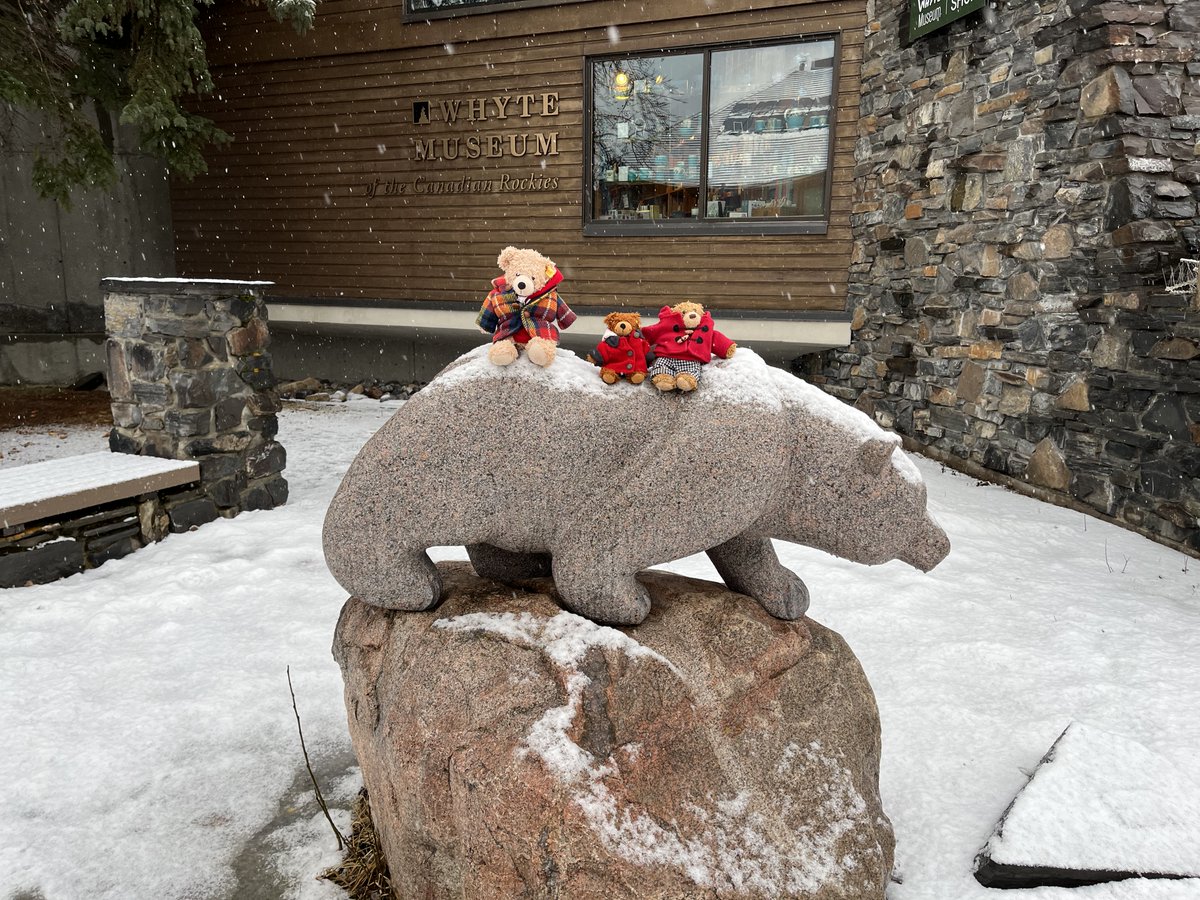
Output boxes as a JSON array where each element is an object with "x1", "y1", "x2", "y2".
[
  {"x1": 641, "y1": 306, "x2": 734, "y2": 364},
  {"x1": 592, "y1": 332, "x2": 653, "y2": 376}
]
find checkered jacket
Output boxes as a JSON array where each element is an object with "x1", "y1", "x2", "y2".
[{"x1": 477, "y1": 278, "x2": 576, "y2": 343}]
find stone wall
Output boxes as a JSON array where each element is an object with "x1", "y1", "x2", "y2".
[
  {"x1": 809, "y1": 0, "x2": 1200, "y2": 555},
  {"x1": 104, "y1": 279, "x2": 288, "y2": 520},
  {"x1": 0, "y1": 486, "x2": 203, "y2": 588},
  {"x1": 1, "y1": 105, "x2": 175, "y2": 385}
]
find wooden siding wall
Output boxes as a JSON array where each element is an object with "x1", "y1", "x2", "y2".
[{"x1": 175, "y1": 0, "x2": 865, "y2": 312}]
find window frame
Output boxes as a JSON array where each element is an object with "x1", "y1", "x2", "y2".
[
  {"x1": 582, "y1": 33, "x2": 841, "y2": 238},
  {"x1": 402, "y1": 0, "x2": 586, "y2": 21}
]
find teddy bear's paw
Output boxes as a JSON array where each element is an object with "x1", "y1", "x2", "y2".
[
  {"x1": 652, "y1": 374, "x2": 677, "y2": 392},
  {"x1": 526, "y1": 337, "x2": 557, "y2": 367},
  {"x1": 600, "y1": 368, "x2": 619, "y2": 384},
  {"x1": 676, "y1": 373, "x2": 699, "y2": 392},
  {"x1": 489, "y1": 340, "x2": 519, "y2": 366},
  {"x1": 629, "y1": 372, "x2": 646, "y2": 385}
]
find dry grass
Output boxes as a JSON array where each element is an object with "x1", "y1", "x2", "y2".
[
  {"x1": 0, "y1": 387, "x2": 112, "y2": 430},
  {"x1": 320, "y1": 789, "x2": 392, "y2": 900}
]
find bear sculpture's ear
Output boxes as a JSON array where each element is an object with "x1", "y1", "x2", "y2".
[{"x1": 859, "y1": 437, "x2": 898, "y2": 474}]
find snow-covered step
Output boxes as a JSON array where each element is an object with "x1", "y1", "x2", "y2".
[
  {"x1": 0, "y1": 452, "x2": 200, "y2": 529},
  {"x1": 974, "y1": 722, "x2": 1200, "y2": 889}
]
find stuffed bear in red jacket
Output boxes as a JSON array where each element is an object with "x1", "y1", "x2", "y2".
[
  {"x1": 587, "y1": 312, "x2": 655, "y2": 384},
  {"x1": 640, "y1": 301, "x2": 736, "y2": 392}
]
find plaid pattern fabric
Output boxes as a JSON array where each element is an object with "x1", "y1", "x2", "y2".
[
  {"x1": 477, "y1": 288, "x2": 576, "y2": 342},
  {"x1": 648, "y1": 357, "x2": 705, "y2": 379}
]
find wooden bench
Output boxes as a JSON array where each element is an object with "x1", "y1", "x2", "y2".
[{"x1": 0, "y1": 452, "x2": 200, "y2": 587}]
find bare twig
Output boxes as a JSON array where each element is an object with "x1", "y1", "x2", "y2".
[
  {"x1": 287, "y1": 666, "x2": 347, "y2": 850},
  {"x1": 1104, "y1": 541, "x2": 1112, "y2": 573}
]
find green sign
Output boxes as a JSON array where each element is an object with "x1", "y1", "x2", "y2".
[{"x1": 909, "y1": 0, "x2": 983, "y2": 40}]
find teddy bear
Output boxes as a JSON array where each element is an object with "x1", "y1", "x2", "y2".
[
  {"x1": 477, "y1": 246, "x2": 576, "y2": 367},
  {"x1": 640, "y1": 301, "x2": 736, "y2": 392},
  {"x1": 587, "y1": 312, "x2": 655, "y2": 384}
]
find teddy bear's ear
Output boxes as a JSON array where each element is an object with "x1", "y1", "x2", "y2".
[
  {"x1": 544, "y1": 263, "x2": 556, "y2": 279},
  {"x1": 497, "y1": 246, "x2": 518, "y2": 269}
]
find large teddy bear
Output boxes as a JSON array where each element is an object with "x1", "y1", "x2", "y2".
[
  {"x1": 641, "y1": 301, "x2": 736, "y2": 391},
  {"x1": 477, "y1": 246, "x2": 576, "y2": 367}
]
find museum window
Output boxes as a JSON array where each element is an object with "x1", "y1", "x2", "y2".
[
  {"x1": 585, "y1": 36, "x2": 838, "y2": 236},
  {"x1": 404, "y1": 0, "x2": 582, "y2": 19}
]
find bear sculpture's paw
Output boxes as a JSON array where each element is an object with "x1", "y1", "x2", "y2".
[
  {"x1": 353, "y1": 552, "x2": 445, "y2": 612},
  {"x1": 554, "y1": 565, "x2": 652, "y2": 625}
]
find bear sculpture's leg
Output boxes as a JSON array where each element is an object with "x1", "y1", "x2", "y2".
[
  {"x1": 467, "y1": 543, "x2": 553, "y2": 582},
  {"x1": 489, "y1": 339, "x2": 519, "y2": 366},
  {"x1": 353, "y1": 549, "x2": 445, "y2": 612},
  {"x1": 526, "y1": 337, "x2": 557, "y2": 367},
  {"x1": 552, "y1": 553, "x2": 652, "y2": 625},
  {"x1": 707, "y1": 534, "x2": 810, "y2": 620}
]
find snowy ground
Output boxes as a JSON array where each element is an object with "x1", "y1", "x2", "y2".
[{"x1": 2, "y1": 400, "x2": 1199, "y2": 900}]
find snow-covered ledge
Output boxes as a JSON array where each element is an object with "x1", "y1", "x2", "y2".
[{"x1": 267, "y1": 301, "x2": 851, "y2": 355}]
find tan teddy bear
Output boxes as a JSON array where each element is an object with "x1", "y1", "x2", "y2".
[
  {"x1": 587, "y1": 312, "x2": 655, "y2": 384},
  {"x1": 476, "y1": 246, "x2": 576, "y2": 367}
]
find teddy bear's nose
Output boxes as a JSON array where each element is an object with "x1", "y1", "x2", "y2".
[{"x1": 516, "y1": 278, "x2": 528, "y2": 291}]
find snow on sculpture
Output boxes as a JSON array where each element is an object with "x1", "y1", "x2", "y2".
[{"x1": 322, "y1": 347, "x2": 950, "y2": 625}]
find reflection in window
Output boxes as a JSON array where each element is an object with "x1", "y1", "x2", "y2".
[
  {"x1": 590, "y1": 54, "x2": 703, "y2": 221},
  {"x1": 707, "y1": 42, "x2": 834, "y2": 219},
  {"x1": 588, "y1": 38, "x2": 835, "y2": 227}
]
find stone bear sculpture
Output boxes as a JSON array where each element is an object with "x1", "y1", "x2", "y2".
[{"x1": 322, "y1": 348, "x2": 950, "y2": 626}]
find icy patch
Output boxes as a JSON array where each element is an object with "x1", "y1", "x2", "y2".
[
  {"x1": 434, "y1": 609, "x2": 873, "y2": 894},
  {"x1": 423, "y1": 345, "x2": 628, "y2": 400},
  {"x1": 1128, "y1": 158, "x2": 1173, "y2": 174},
  {"x1": 434, "y1": 609, "x2": 670, "y2": 671},
  {"x1": 763, "y1": 362, "x2": 895, "y2": 445},
  {"x1": 700, "y1": 349, "x2": 785, "y2": 410},
  {"x1": 981, "y1": 722, "x2": 1200, "y2": 876},
  {"x1": 891, "y1": 447, "x2": 925, "y2": 486}
]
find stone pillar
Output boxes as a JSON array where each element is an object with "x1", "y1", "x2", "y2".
[{"x1": 103, "y1": 278, "x2": 288, "y2": 526}]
